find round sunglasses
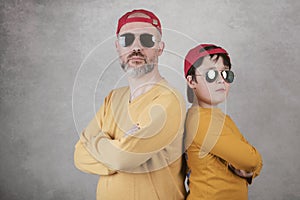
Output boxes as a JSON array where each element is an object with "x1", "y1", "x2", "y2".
[
  {"x1": 118, "y1": 33, "x2": 157, "y2": 48},
  {"x1": 196, "y1": 69, "x2": 234, "y2": 83}
]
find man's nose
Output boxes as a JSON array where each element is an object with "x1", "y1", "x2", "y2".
[{"x1": 131, "y1": 36, "x2": 142, "y2": 51}]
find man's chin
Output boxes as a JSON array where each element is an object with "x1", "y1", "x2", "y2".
[
  {"x1": 124, "y1": 63, "x2": 145, "y2": 71},
  {"x1": 123, "y1": 63, "x2": 155, "y2": 78},
  {"x1": 128, "y1": 61, "x2": 145, "y2": 68}
]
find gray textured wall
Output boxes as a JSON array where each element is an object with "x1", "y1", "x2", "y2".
[{"x1": 1, "y1": 0, "x2": 299, "y2": 199}]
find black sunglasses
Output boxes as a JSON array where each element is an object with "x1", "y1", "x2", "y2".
[
  {"x1": 118, "y1": 33, "x2": 157, "y2": 48},
  {"x1": 196, "y1": 69, "x2": 234, "y2": 83}
]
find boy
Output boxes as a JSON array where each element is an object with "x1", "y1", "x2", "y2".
[{"x1": 184, "y1": 44, "x2": 263, "y2": 200}]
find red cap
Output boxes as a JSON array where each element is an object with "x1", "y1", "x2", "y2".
[
  {"x1": 116, "y1": 9, "x2": 162, "y2": 35},
  {"x1": 184, "y1": 44, "x2": 230, "y2": 77}
]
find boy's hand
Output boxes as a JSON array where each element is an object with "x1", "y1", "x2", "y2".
[{"x1": 228, "y1": 163, "x2": 253, "y2": 178}]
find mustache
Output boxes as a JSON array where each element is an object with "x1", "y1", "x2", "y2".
[{"x1": 127, "y1": 51, "x2": 146, "y2": 60}]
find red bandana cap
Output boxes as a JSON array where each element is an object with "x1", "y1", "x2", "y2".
[
  {"x1": 184, "y1": 44, "x2": 230, "y2": 77},
  {"x1": 116, "y1": 9, "x2": 162, "y2": 36}
]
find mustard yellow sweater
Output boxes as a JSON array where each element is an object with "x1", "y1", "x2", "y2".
[
  {"x1": 185, "y1": 107, "x2": 263, "y2": 200},
  {"x1": 74, "y1": 80, "x2": 186, "y2": 200}
]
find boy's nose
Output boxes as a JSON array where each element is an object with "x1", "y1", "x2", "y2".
[{"x1": 216, "y1": 71, "x2": 225, "y2": 83}]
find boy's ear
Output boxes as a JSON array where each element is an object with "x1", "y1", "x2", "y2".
[{"x1": 186, "y1": 75, "x2": 196, "y2": 89}]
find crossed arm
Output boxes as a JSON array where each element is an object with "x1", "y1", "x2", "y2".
[
  {"x1": 74, "y1": 93, "x2": 185, "y2": 174},
  {"x1": 197, "y1": 114, "x2": 263, "y2": 182}
]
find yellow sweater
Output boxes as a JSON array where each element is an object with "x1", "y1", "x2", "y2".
[
  {"x1": 185, "y1": 107, "x2": 263, "y2": 200},
  {"x1": 74, "y1": 80, "x2": 186, "y2": 200}
]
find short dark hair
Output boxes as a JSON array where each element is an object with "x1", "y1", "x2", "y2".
[{"x1": 186, "y1": 45, "x2": 231, "y2": 82}]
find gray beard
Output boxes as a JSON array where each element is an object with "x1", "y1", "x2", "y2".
[{"x1": 121, "y1": 63, "x2": 155, "y2": 78}]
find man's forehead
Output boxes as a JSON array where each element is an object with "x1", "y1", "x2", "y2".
[
  {"x1": 127, "y1": 12, "x2": 151, "y2": 19},
  {"x1": 119, "y1": 22, "x2": 159, "y2": 34}
]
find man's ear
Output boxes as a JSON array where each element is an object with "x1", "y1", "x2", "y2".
[
  {"x1": 115, "y1": 40, "x2": 120, "y2": 54},
  {"x1": 157, "y1": 41, "x2": 165, "y2": 56},
  {"x1": 186, "y1": 75, "x2": 196, "y2": 89}
]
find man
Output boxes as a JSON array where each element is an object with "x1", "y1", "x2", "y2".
[{"x1": 74, "y1": 9, "x2": 186, "y2": 200}]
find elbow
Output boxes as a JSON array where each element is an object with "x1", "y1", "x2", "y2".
[
  {"x1": 73, "y1": 142, "x2": 92, "y2": 173},
  {"x1": 74, "y1": 158, "x2": 83, "y2": 171},
  {"x1": 74, "y1": 148, "x2": 85, "y2": 172},
  {"x1": 245, "y1": 160, "x2": 260, "y2": 172},
  {"x1": 240, "y1": 153, "x2": 262, "y2": 172}
]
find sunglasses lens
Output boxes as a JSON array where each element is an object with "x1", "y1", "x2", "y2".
[
  {"x1": 140, "y1": 33, "x2": 155, "y2": 48},
  {"x1": 206, "y1": 69, "x2": 218, "y2": 83},
  {"x1": 222, "y1": 70, "x2": 234, "y2": 83},
  {"x1": 119, "y1": 33, "x2": 135, "y2": 47}
]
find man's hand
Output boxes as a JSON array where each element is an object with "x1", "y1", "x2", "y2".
[{"x1": 124, "y1": 124, "x2": 140, "y2": 137}]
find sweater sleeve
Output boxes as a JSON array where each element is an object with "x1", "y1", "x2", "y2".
[
  {"x1": 84, "y1": 92, "x2": 185, "y2": 171},
  {"x1": 227, "y1": 117, "x2": 263, "y2": 182},
  {"x1": 74, "y1": 141, "x2": 116, "y2": 175},
  {"x1": 73, "y1": 92, "x2": 117, "y2": 175},
  {"x1": 196, "y1": 113, "x2": 262, "y2": 173}
]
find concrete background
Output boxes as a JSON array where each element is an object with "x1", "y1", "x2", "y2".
[{"x1": 1, "y1": 0, "x2": 299, "y2": 199}]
